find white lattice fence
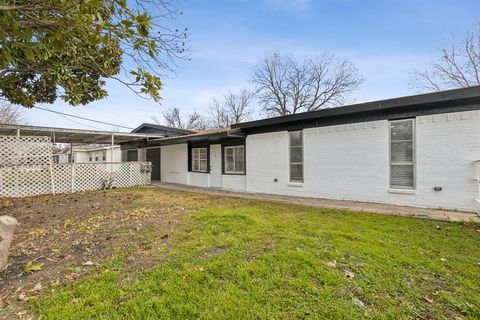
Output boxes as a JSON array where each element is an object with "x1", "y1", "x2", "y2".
[
  {"x1": 0, "y1": 136, "x2": 53, "y2": 165},
  {"x1": 0, "y1": 136, "x2": 151, "y2": 197},
  {"x1": 0, "y1": 162, "x2": 152, "y2": 198},
  {"x1": 0, "y1": 165, "x2": 52, "y2": 197}
]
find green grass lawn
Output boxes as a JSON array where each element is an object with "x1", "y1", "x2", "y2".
[{"x1": 30, "y1": 188, "x2": 480, "y2": 319}]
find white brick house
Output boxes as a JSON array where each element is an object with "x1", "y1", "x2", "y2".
[{"x1": 121, "y1": 86, "x2": 480, "y2": 213}]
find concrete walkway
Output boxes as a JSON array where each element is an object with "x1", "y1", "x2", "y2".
[{"x1": 148, "y1": 182, "x2": 480, "y2": 223}]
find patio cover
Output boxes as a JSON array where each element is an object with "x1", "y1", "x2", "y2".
[{"x1": 0, "y1": 124, "x2": 163, "y2": 144}]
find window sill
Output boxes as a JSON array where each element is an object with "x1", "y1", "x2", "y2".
[
  {"x1": 388, "y1": 188, "x2": 416, "y2": 195},
  {"x1": 287, "y1": 182, "x2": 304, "y2": 187}
]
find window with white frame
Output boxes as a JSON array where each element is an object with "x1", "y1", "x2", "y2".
[
  {"x1": 192, "y1": 147, "x2": 208, "y2": 172},
  {"x1": 224, "y1": 145, "x2": 245, "y2": 174},
  {"x1": 289, "y1": 131, "x2": 303, "y2": 183},
  {"x1": 390, "y1": 119, "x2": 415, "y2": 189}
]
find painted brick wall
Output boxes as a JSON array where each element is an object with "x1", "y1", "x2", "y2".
[
  {"x1": 188, "y1": 172, "x2": 210, "y2": 187},
  {"x1": 138, "y1": 149, "x2": 146, "y2": 162},
  {"x1": 246, "y1": 110, "x2": 480, "y2": 212},
  {"x1": 222, "y1": 175, "x2": 246, "y2": 191},
  {"x1": 161, "y1": 144, "x2": 188, "y2": 184}
]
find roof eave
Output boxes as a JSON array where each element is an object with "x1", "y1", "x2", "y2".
[{"x1": 231, "y1": 86, "x2": 480, "y2": 130}]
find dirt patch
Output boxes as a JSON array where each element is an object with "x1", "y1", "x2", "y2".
[
  {"x1": 0, "y1": 187, "x2": 197, "y2": 319},
  {"x1": 199, "y1": 247, "x2": 226, "y2": 260},
  {"x1": 246, "y1": 239, "x2": 278, "y2": 262}
]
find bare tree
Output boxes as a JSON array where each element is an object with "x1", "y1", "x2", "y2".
[
  {"x1": 208, "y1": 89, "x2": 254, "y2": 128},
  {"x1": 252, "y1": 52, "x2": 364, "y2": 116},
  {"x1": 0, "y1": 102, "x2": 26, "y2": 124},
  {"x1": 412, "y1": 26, "x2": 480, "y2": 91},
  {"x1": 151, "y1": 107, "x2": 207, "y2": 130},
  {"x1": 208, "y1": 99, "x2": 229, "y2": 129}
]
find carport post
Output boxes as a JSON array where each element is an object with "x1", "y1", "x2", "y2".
[{"x1": 111, "y1": 134, "x2": 114, "y2": 163}]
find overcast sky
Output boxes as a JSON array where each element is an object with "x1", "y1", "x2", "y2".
[{"x1": 23, "y1": 0, "x2": 480, "y2": 131}]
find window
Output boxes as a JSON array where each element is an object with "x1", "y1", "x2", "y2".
[
  {"x1": 127, "y1": 150, "x2": 138, "y2": 162},
  {"x1": 95, "y1": 156, "x2": 99, "y2": 162},
  {"x1": 390, "y1": 119, "x2": 415, "y2": 189},
  {"x1": 102, "y1": 151, "x2": 107, "y2": 162},
  {"x1": 53, "y1": 155, "x2": 59, "y2": 163},
  {"x1": 89, "y1": 156, "x2": 92, "y2": 162},
  {"x1": 224, "y1": 145, "x2": 245, "y2": 174},
  {"x1": 289, "y1": 131, "x2": 303, "y2": 183},
  {"x1": 192, "y1": 147, "x2": 208, "y2": 172}
]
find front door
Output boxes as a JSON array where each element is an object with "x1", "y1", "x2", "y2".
[
  {"x1": 210, "y1": 144, "x2": 222, "y2": 188},
  {"x1": 146, "y1": 148, "x2": 161, "y2": 181}
]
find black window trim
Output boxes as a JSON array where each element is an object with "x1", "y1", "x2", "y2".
[
  {"x1": 188, "y1": 142, "x2": 210, "y2": 174},
  {"x1": 221, "y1": 142, "x2": 246, "y2": 175},
  {"x1": 126, "y1": 149, "x2": 139, "y2": 162},
  {"x1": 187, "y1": 140, "x2": 246, "y2": 175}
]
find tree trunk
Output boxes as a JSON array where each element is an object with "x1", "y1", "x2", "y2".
[{"x1": 0, "y1": 215, "x2": 18, "y2": 271}]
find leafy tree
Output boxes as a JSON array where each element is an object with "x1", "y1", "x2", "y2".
[
  {"x1": 252, "y1": 52, "x2": 363, "y2": 116},
  {"x1": 0, "y1": 0, "x2": 187, "y2": 108},
  {"x1": 412, "y1": 25, "x2": 480, "y2": 91}
]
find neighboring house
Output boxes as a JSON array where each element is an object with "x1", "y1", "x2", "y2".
[
  {"x1": 121, "y1": 124, "x2": 197, "y2": 179},
  {"x1": 120, "y1": 86, "x2": 480, "y2": 213},
  {"x1": 53, "y1": 145, "x2": 122, "y2": 163},
  {"x1": 73, "y1": 145, "x2": 122, "y2": 163},
  {"x1": 52, "y1": 145, "x2": 71, "y2": 163},
  {"x1": 131, "y1": 123, "x2": 195, "y2": 136}
]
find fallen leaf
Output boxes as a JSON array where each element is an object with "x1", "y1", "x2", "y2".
[
  {"x1": 344, "y1": 271, "x2": 355, "y2": 279},
  {"x1": 18, "y1": 293, "x2": 28, "y2": 302},
  {"x1": 352, "y1": 297, "x2": 365, "y2": 309},
  {"x1": 423, "y1": 295, "x2": 434, "y2": 304},
  {"x1": 327, "y1": 260, "x2": 337, "y2": 268},
  {"x1": 83, "y1": 261, "x2": 94, "y2": 266},
  {"x1": 24, "y1": 261, "x2": 44, "y2": 273},
  {"x1": 31, "y1": 282, "x2": 42, "y2": 292}
]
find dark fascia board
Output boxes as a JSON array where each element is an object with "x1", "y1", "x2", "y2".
[
  {"x1": 145, "y1": 131, "x2": 244, "y2": 146},
  {"x1": 231, "y1": 86, "x2": 480, "y2": 131},
  {"x1": 131, "y1": 123, "x2": 195, "y2": 135},
  {"x1": 119, "y1": 130, "x2": 245, "y2": 150}
]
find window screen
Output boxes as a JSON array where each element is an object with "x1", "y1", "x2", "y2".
[
  {"x1": 390, "y1": 119, "x2": 415, "y2": 189},
  {"x1": 289, "y1": 131, "x2": 303, "y2": 182}
]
